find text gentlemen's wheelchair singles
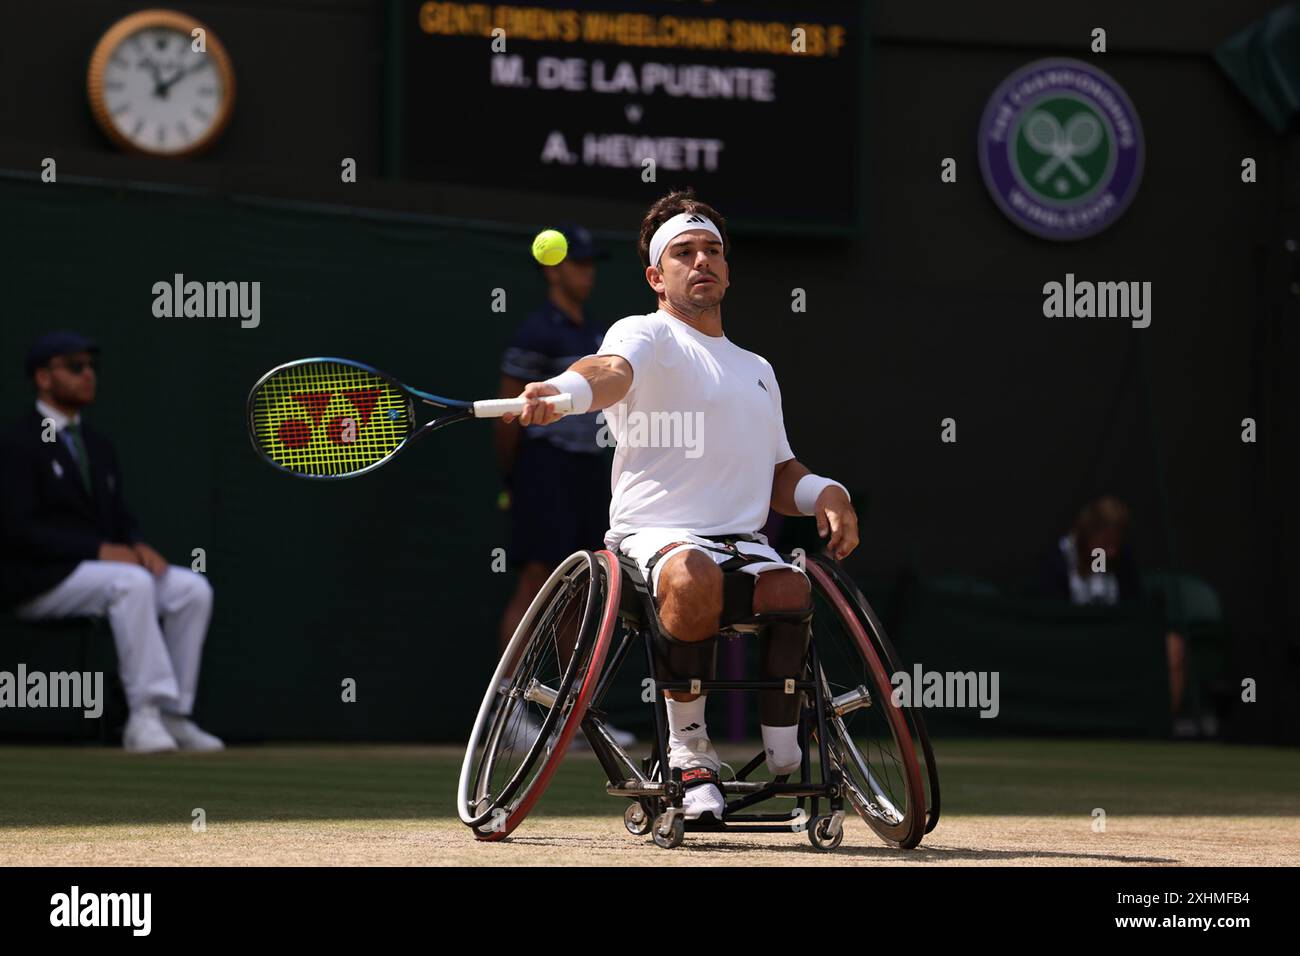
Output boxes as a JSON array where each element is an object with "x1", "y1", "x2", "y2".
[{"x1": 458, "y1": 543, "x2": 940, "y2": 851}]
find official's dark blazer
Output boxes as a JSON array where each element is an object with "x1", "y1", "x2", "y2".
[
  {"x1": 0, "y1": 409, "x2": 139, "y2": 609},
  {"x1": 1034, "y1": 540, "x2": 1143, "y2": 604}
]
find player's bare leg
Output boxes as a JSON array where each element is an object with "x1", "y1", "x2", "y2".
[
  {"x1": 654, "y1": 550, "x2": 725, "y2": 820},
  {"x1": 655, "y1": 550, "x2": 723, "y2": 703}
]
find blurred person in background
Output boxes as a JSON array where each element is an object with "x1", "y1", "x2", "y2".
[
  {"x1": 1035, "y1": 495, "x2": 1189, "y2": 733},
  {"x1": 493, "y1": 225, "x2": 634, "y2": 747},
  {"x1": 0, "y1": 332, "x2": 223, "y2": 754}
]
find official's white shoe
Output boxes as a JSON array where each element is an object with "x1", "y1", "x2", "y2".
[
  {"x1": 160, "y1": 713, "x2": 225, "y2": 752},
  {"x1": 123, "y1": 706, "x2": 178, "y2": 754}
]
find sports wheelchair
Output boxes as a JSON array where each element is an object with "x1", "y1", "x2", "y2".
[{"x1": 458, "y1": 544, "x2": 940, "y2": 851}]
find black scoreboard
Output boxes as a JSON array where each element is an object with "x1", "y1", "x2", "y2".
[{"x1": 401, "y1": 1, "x2": 865, "y2": 230}]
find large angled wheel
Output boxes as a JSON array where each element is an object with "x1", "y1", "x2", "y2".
[
  {"x1": 805, "y1": 556, "x2": 928, "y2": 849},
  {"x1": 810, "y1": 554, "x2": 941, "y2": 834},
  {"x1": 458, "y1": 550, "x2": 620, "y2": 840}
]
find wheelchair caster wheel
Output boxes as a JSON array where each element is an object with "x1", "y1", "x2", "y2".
[
  {"x1": 652, "y1": 812, "x2": 686, "y2": 849},
  {"x1": 624, "y1": 802, "x2": 652, "y2": 836},
  {"x1": 808, "y1": 814, "x2": 845, "y2": 851}
]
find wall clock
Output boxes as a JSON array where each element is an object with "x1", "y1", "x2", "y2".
[{"x1": 87, "y1": 9, "x2": 236, "y2": 157}]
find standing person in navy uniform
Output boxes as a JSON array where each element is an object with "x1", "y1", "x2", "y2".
[{"x1": 493, "y1": 224, "x2": 633, "y2": 746}]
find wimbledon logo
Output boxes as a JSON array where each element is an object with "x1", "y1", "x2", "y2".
[{"x1": 978, "y1": 58, "x2": 1144, "y2": 240}]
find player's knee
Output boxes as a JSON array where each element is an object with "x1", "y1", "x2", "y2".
[
  {"x1": 658, "y1": 550, "x2": 723, "y2": 625},
  {"x1": 660, "y1": 550, "x2": 722, "y2": 601},
  {"x1": 753, "y1": 568, "x2": 810, "y2": 614}
]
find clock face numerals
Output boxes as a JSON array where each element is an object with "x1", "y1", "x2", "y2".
[{"x1": 101, "y1": 28, "x2": 224, "y2": 153}]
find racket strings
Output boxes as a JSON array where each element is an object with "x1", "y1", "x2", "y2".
[{"x1": 251, "y1": 361, "x2": 411, "y2": 477}]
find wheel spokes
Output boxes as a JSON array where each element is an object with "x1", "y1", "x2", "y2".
[{"x1": 462, "y1": 554, "x2": 611, "y2": 830}]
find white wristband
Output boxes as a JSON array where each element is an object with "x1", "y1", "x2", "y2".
[
  {"x1": 794, "y1": 474, "x2": 849, "y2": 516},
  {"x1": 543, "y1": 370, "x2": 593, "y2": 414}
]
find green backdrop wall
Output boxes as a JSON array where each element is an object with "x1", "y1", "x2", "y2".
[{"x1": 0, "y1": 177, "x2": 1214, "y2": 742}]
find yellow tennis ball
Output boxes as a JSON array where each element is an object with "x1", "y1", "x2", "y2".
[{"x1": 532, "y1": 229, "x2": 568, "y2": 266}]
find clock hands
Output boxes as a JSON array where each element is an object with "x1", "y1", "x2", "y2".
[
  {"x1": 139, "y1": 55, "x2": 209, "y2": 99},
  {"x1": 141, "y1": 57, "x2": 165, "y2": 96},
  {"x1": 156, "y1": 58, "x2": 209, "y2": 97}
]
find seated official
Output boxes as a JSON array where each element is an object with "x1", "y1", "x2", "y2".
[
  {"x1": 0, "y1": 332, "x2": 223, "y2": 753},
  {"x1": 1034, "y1": 495, "x2": 1187, "y2": 730}
]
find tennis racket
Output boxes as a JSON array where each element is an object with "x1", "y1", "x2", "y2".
[{"x1": 247, "y1": 357, "x2": 572, "y2": 479}]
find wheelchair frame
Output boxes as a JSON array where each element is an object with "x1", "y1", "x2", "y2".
[
  {"x1": 459, "y1": 546, "x2": 939, "y2": 851},
  {"x1": 578, "y1": 550, "x2": 932, "y2": 850}
]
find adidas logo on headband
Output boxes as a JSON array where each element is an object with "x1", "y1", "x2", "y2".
[{"x1": 649, "y1": 212, "x2": 724, "y2": 268}]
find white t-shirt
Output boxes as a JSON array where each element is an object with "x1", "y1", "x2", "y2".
[{"x1": 596, "y1": 309, "x2": 795, "y2": 547}]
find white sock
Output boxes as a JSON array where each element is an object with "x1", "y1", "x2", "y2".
[
  {"x1": 666, "y1": 696, "x2": 718, "y2": 771},
  {"x1": 762, "y1": 723, "x2": 801, "y2": 775}
]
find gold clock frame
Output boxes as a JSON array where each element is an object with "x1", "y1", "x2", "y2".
[{"x1": 87, "y1": 8, "x2": 236, "y2": 158}]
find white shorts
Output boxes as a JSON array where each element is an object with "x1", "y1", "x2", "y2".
[{"x1": 611, "y1": 527, "x2": 806, "y2": 596}]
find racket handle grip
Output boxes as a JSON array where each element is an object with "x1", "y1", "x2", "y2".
[{"x1": 473, "y1": 393, "x2": 574, "y2": 418}]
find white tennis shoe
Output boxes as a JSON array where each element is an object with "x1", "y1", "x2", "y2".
[
  {"x1": 670, "y1": 734, "x2": 725, "y2": 821},
  {"x1": 682, "y1": 778, "x2": 725, "y2": 821},
  {"x1": 122, "y1": 706, "x2": 178, "y2": 754},
  {"x1": 161, "y1": 713, "x2": 225, "y2": 752}
]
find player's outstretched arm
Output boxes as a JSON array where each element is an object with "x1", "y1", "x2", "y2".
[{"x1": 501, "y1": 354, "x2": 633, "y2": 427}]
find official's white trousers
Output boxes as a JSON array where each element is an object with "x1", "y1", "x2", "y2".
[{"x1": 15, "y1": 561, "x2": 213, "y2": 714}]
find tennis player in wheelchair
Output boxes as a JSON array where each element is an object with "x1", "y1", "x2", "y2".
[{"x1": 503, "y1": 190, "x2": 858, "y2": 825}]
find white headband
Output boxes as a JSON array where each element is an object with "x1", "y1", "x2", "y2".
[{"x1": 648, "y1": 212, "x2": 723, "y2": 269}]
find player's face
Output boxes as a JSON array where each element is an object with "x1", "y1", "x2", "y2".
[
  {"x1": 652, "y1": 231, "x2": 728, "y2": 309},
  {"x1": 37, "y1": 351, "x2": 98, "y2": 408}
]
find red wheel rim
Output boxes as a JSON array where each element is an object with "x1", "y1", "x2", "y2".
[{"x1": 476, "y1": 550, "x2": 621, "y2": 840}]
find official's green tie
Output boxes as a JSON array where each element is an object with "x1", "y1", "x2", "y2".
[{"x1": 64, "y1": 422, "x2": 91, "y2": 493}]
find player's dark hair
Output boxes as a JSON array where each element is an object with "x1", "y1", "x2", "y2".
[{"x1": 637, "y1": 189, "x2": 730, "y2": 268}]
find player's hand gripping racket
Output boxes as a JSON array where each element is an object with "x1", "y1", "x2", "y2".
[{"x1": 247, "y1": 357, "x2": 572, "y2": 479}]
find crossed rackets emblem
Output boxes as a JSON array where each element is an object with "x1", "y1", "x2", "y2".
[{"x1": 1023, "y1": 109, "x2": 1103, "y2": 189}]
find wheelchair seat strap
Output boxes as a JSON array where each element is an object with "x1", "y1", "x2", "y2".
[{"x1": 643, "y1": 533, "x2": 767, "y2": 583}]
